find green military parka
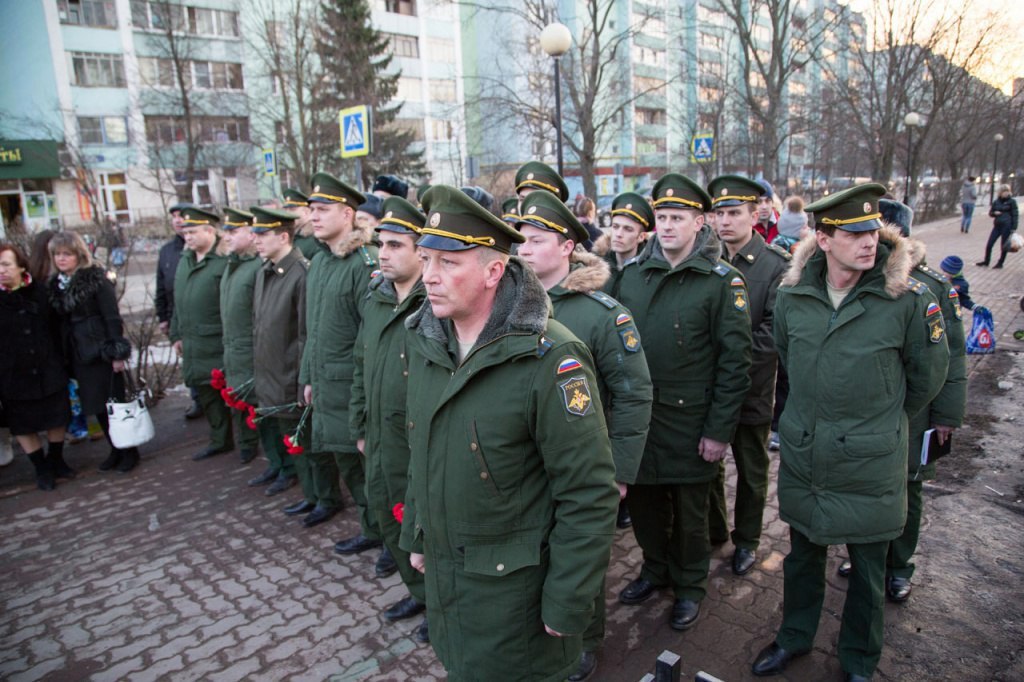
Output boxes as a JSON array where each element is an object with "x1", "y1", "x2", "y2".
[
  {"x1": 219, "y1": 252, "x2": 261, "y2": 388},
  {"x1": 170, "y1": 244, "x2": 228, "y2": 387},
  {"x1": 253, "y1": 246, "x2": 308, "y2": 412}
]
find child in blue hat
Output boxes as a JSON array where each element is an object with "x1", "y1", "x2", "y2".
[{"x1": 940, "y1": 255, "x2": 975, "y2": 311}]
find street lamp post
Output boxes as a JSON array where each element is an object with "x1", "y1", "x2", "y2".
[
  {"x1": 990, "y1": 133, "x2": 1005, "y2": 204},
  {"x1": 540, "y1": 22, "x2": 572, "y2": 178},
  {"x1": 904, "y1": 112, "x2": 921, "y2": 205}
]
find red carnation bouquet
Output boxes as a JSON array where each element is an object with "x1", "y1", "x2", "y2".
[
  {"x1": 392, "y1": 502, "x2": 405, "y2": 523},
  {"x1": 282, "y1": 404, "x2": 313, "y2": 455}
]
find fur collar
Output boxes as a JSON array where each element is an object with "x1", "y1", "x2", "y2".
[
  {"x1": 331, "y1": 224, "x2": 373, "y2": 258},
  {"x1": 407, "y1": 256, "x2": 550, "y2": 347},
  {"x1": 49, "y1": 265, "x2": 113, "y2": 314},
  {"x1": 560, "y1": 248, "x2": 611, "y2": 294},
  {"x1": 781, "y1": 225, "x2": 913, "y2": 298},
  {"x1": 636, "y1": 224, "x2": 722, "y2": 267}
]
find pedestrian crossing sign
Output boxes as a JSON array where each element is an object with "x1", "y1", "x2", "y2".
[
  {"x1": 340, "y1": 105, "x2": 372, "y2": 158},
  {"x1": 691, "y1": 133, "x2": 715, "y2": 163},
  {"x1": 262, "y1": 148, "x2": 276, "y2": 176}
]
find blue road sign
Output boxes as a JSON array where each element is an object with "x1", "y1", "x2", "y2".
[
  {"x1": 691, "y1": 133, "x2": 715, "y2": 162},
  {"x1": 340, "y1": 105, "x2": 372, "y2": 158},
  {"x1": 262, "y1": 148, "x2": 276, "y2": 176}
]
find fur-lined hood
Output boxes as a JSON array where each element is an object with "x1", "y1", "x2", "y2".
[
  {"x1": 780, "y1": 225, "x2": 913, "y2": 298},
  {"x1": 48, "y1": 265, "x2": 115, "y2": 314},
  {"x1": 635, "y1": 224, "x2": 722, "y2": 268},
  {"x1": 560, "y1": 248, "x2": 611, "y2": 294},
  {"x1": 331, "y1": 224, "x2": 373, "y2": 258},
  {"x1": 407, "y1": 256, "x2": 550, "y2": 348}
]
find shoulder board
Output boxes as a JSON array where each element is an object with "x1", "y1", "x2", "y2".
[
  {"x1": 915, "y1": 264, "x2": 945, "y2": 282},
  {"x1": 585, "y1": 290, "x2": 617, "y2": 309},
  {"x1": 766, "y1": 243, "x2": 793, "y2": 260},
  {"x1": 537, "y1": 335, "x2": 554, "y2": 358},
  {"x1": 712, "y1": 262, "x2": 730, "y2": 277},
  {"x1": 358, "y1": 245, "x2": 377, "y2": 267},
  {"x1": 906, "y1": 277, "x2": 928, "y2": 295}
]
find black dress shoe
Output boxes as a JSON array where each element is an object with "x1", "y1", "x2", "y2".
[
  {"x1": 239, "y1": 448, "x2": 257, "y2": 464},
  {"x1": 669, "y1": 598, "x2": 701, "y2": 631},
  {"x1": 98, "y1": 450, "x2": 122, "y2": 472},
  {"x1": 283, "y1": 499, "x2": 316, "y2": 516},
  {"x1": 302, "y1": 505, "x2": 338, "y2": 528},
  {"x1": 184, "y1": 400, "x2": 204, "y2": 420},
  {"x1": 751, "y1": 641, "x2": 807, "y2": 677},
  {"x1": 375, "y1": 547, "x2": 398, "y2": 578},
  {"x1": 334, "y1": 534, "x2": 383, "y2": 555},
  {"x1": 248, "y1": 467, "x2": 279, "y2": 486},
  {"x1": 414, "y1": 616, "x2": 429, "y2": 643},
  {"x1": 732, "y1": 548, "x2": 757, "y2": 575},
  {"x1": 837, "y1": 560, "x2": 852, "y2": 578},
  {"x1": 845, "y1": 674, "x2": 871, "y2": 682},
  {"x1": 616, "y1": 501, "x2": 632, "y2": 529},
  {"x1": 265, "y1": 473, "x2": 297, "y2": 496},
  {"x1": 568, "y1": 650, "x2": 598, "y2": 681},
  {"x1": 886, "y1": 576, "x2": 912, "y2": 602},
  {"x1": 192, "y1": 446, "x2": 231, "y2": 461},
  {"x1": 619, "y1": 576, "x2": 659, "y2": 605},
  {"x1": 384, "y1": 595, "x2": 426, "y2": 622}
]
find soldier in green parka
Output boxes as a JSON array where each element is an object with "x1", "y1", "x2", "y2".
[
  {"x1": 751, "y1": 185, "x2": 948, "y2": 681},
  {"x1": 399, "y1": 186, "x2": 618, "y2": 682},
  {"x1": 283, "y1": 187, "x2": 321, "y2": 261},
  {"x1": 602, "y1": 192, "x2": 653, "y2": 296},
  {"x1": 515, "y1": 189, "x2": 653, "y2": 681},
  {"x1": 219, "y1": 207, "x2": 261, "y2": 463},
  {"x1": 170, "y1": 207, "x2": 233, "y2": 460}
]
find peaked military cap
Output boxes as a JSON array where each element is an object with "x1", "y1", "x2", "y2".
[
  {"x1": 652, "y1": 173, "x2": 712, "y2": 212},
  {"x1": 610, "y1": 192, "x2": 655, "y2": 231},
  {"x1": 415, "y1": 182, "x2": 432, "y2": 206},
  {"x1": 806, "y1": 183, "x2": 887, "y2": 233},
  {"x1": 372, "y1": 174, "x2": 409, "y2": 198},
  {"x1": 378, "y1": 197, "x2": 426, "y2": 235},
  {"x1": 418, "y1": 184, "x2": 525, "y2": 254},
  {"x1": 282, "y1": 188, "x2": 309, "y2": 209},
  {"x1": 180, "y1": 206, "x2": 220, "y2": 226},
  {"x1": 515, "y1": 161, "x2": 569, "y2": 202},
  {"x1": 707, "y1": 174, "x2": 766, "y2": 208},
  {"x1": 357, "y1": 194, "x2": 384, "y2": 219},
  {"x1": 501, "y1": 197, "x2": 520, "y2": 225},
  {"x1": 516, "y1": 190, "x2": 589, "y2": 244},
  {"x1": 308, "y1": 172, "x2": 364, "y2": 206},
  {"x1": 168, "y1": 202, "x2": 194, "y2": 215},
  {"x1": 249, "y1": 206, "x2": 298, "y2": 234},
  {"x1": 222, "y1": 207, "x2": 254, "y2": 229}
]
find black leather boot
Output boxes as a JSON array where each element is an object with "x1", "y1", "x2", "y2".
[
  {"x1": 28, "y1": 449, "x2": 56, "y2": 491},
  {"x1": 47, "y1": 441, "x2": 76, "y2": 479}
]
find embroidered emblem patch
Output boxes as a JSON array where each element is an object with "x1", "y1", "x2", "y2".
[
  {"x1": 526, "y1": 172, "x2": 535, "y2": 180},
  {"x1": 926, "y1": 302, "x2": 941, "y2": 317},
  {"x1": 615, "y1": 313, "x2": 632, "y2": 326},
  {"x1": 929, "y1": 317, "x2": 945, "y2": 343},
  {"x1": 619, "y1": 327, "x2": 640, "y2": 352},
  {"x1": 313, "y1": 185, "x2": 321, "y2": 193},
  {"x1": 528, "y1": 206, "x2": 537, "y2": 214},
  {"x1": 429, "y1": 213, "x2": 441, "y2": 227},
  {"x1": 385, "y1": 211, "x2": 394, "y2": 219},
  {"x1": 560, "y1": 375, "x2": 593, "y2": 416},
  {"x1": 863, "y1": 202, "x2": 872, "y2": 213},
  {"x1": 666, "y1": 188, "x2": 675, "y2": 196},
  {"x1": 734, "y1": 289, "x2": 748, "y2": 311},
  {"x1": 556, "y1": 357, "x2": 583, "y2": 375},
  {"x1": 730, "y1": 276, "x2": 744, "y2": 287},
  {"x1": 370, "y1": 269, "x2": 381, "y2": 279}
]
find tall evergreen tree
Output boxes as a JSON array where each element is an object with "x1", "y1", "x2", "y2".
[{"x1": 315, "y1": 0, "x2": 426, "y2": 189}]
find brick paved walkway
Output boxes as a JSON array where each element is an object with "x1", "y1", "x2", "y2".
[{"x1": 1, "y1": 209, "x2": 1021, "y2": 681}]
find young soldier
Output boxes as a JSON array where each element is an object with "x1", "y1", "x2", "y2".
[
  {"x1": 706, "y1": 175, "x2": 792, "y2": 576},
  {"x1": 349, "y1": 197, "x2": 429, "y2": 641},
  {"x1": 399, "y1": 185, "x2": 618, "y2": 681},
  {"x1": 282, "y1": 188, "x2": 320, "y2": 260},
  {"x1": 603, "y1": 191, "x2": 654, "y2": 295},
  {"x1": 751, "y1": 184, "x2": 948, "y2": 681},
  {"x1": 612, "y1": 173, "x2": 752, "y2": 632},
  {"x1": 219, "y1": 207, "x2": 262, "y2": 464},
  {"x1": 500, "y1": 197, "x2": 519, "y2": 226},
  {"x1": 516, "y1": 190, "x2": 653, "y2": 682}
]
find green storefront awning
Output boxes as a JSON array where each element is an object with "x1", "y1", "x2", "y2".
[{"x1": 0, "y1": 139, "x2": 60, "y2": 180}]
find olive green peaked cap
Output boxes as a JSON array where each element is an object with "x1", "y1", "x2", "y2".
[
  {"x1": 610, "y1": 192, "x2": 654, "y2": 231},
  {"x1": 249, "y1": 206, "x2": 298, "y2": 233},
  {"x1": 516, "y1": 190, "x2": 589, "y2": 244},
  {"x1": 501, "y1": 197, "x2": 520, "y2": 225},
  {"x1": 308, "y1": 172, "x2": 364, "y2": 206},
  {"x1": 707, "y1": 174, "x2": 766, "y2": 208},
  {"x1": 418, "y1": 184, "x2": 525, "y2": 254},
  {"x1": 222, "y1": 207, "x2": 254, "y2": 229},
  {"x1": 378, "y1": 196, "x2": 426, "y2": 235},
  {"x1": 806, "y1": 183, "x2": 887, "y2": 233},
  {"x1": 180, "y1": 206, "x2": 220, "y2": 225},
  {"x1": 514, "y1": 161, "x2": 569, "y2": 202},
  {"x1": 282, "y1": 187, "x2": 309, "y2": 208},
  {"x1": 652, "y1": 173, "x2": 712, "y2": 212}
]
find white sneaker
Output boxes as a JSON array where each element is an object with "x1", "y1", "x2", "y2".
[{"x1": 0, "y1": 428, "x2": 13, "y2": 466}]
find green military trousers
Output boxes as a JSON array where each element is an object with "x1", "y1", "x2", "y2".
[
  {"x1": 886, "y1": 480, "x2": 924, "y2": 580},
  {"x1": 581, "y1": 576, "x2": 607, "y2": 652},
  {"x1": 261, "y1": 417, "x2": 293, "y2": 477},
  {"x1": 708, "y1": 422, "x2": 771, "y2": 549},
  {"x1": 232, "y1": 410, "x2": 259, "y2": 451},
  {"x1": 375, "y1": 507, "x2": 425, "y2": 602},
  {"x1": 628, "y1": 481, "x2": 712, "y2": 602},
  {"x1": 195, "y1": 383, "x2": 233, "y2": 451},
  {"x1": 777, "y1": 528, "x2": 888, "y2": 677}
]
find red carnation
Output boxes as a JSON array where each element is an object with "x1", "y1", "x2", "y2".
[
  {"x1": 210, "y1": 368, "x2": 226, "y2": 390},
  {"x1": 392, "y1": 502, "x2": 405, "y2": 524},
  {"x1": 234, "y1": 399, "x2": 250, "y2": 412},
  {"x1": 245, "y1": 412, "x2": 258, "y2": 430}
]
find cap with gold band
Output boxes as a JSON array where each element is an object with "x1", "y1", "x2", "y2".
[
  {"x1": 516, "y1": 190, "x2": 589, "y2": 244},
  {"x1": 222, "y1": 207, "x2": 254, "y2": 230},
  {"x1": 652, "y1": 173, "x2": 712, "y2": 212},
  {"x1": 180, "y1": 206, "x2": 220, "y2": 226},
  {"x1": 501, "y1": 197, "x2": 520, "y2": 225},
  {"x1": 610, "y1": 192, "x2": 654, "y2": 232},
  {"x1": 417, "y1": 184, "x2": 524, "y2": 254},
  {"x1": 282, "y1": 187, "x2": 309, "y2": 209},
  {"x1": 707, "y1": 174, "x2": 765, "y2": 208},
  {"x1": 805, "y1": 182, "x2": 887, "y2": 233},
  {"x1": 515, "y1": 161, "x2": 569, "y2": 202},
  {"x1": 249, "y1": 206, "x2": 298, "y2": 234},
  {"x1": 378, "y1": 197, "x2": 426, "y2": 236},
  {"x1": 308, "y1": 172, "x2": 364, "y2": 206}
]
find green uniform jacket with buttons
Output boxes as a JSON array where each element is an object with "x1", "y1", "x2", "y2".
[
  {"x1": 219, "y1": 253, "x2": 261, "y2": 388},
  {"x1": 349, "y1": 276, "x2": 425, "y2": 511},
  {"x1": 399, "y1": 259, "x2": 618, "y2": 682},
  {"x1": 169, "y1": 246, "x2": 228, "y2": 387},
  {"x1": 906, "y1": 249, "x2": 967, "y2": 481},
  {"x1": 299, "y1": 228, "x2": 378, "y2": 453},
  {"x1": 548, "y1": 250, "x2": 652, "y2": 485},
  {"x1": 253, "y1": 247, "x2": 308, "y2": 413},
  {"x1": 613, "y1": 226, "x2": 753, "y2": 485},
  {"x1": 725, "y1": 232, "x2": 791, "y2": 424},
  {"x1": 773, "y1": 228, "x2": 949, "y2": 546}
]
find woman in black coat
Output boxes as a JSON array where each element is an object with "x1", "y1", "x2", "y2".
[
  {"x1": 48, "y1": 232, "x2": 139, "y2": 472},
  {"x1": 0, "y1": 242, "x2": 71, "y2": 490},
  {"x1": 977, "y1": 184, "x2": 1019, "y2": 269}
]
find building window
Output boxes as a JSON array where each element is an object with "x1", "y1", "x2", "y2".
[
  {"x1": 188, "y1": 6, "x2": 215, "y2": 35},
  {"x1": 396, "y1": 77, "x2": 422, "y2": 102},
  {"x1": 634, "y1": 107, "x2": 667, "y2": 126},
  {"x1": 70, "y1": 52, "x2": 126, "y2": 87},
  {"x1": 632, "y1": 45, "x2": 665, "y2": 67},
  {"x1": 386, "y1": 33, "x2": 420, "y2": 58},
  {"x1": 633, "y1": 75, "x2": 666, "y2": 95},
  {"x1": 59, "y1": 0, "x2": 117, "y2": 28},
  {"x1": 429, "y1": 79, "x2": 456, "y2": 102},
  {"x1": 275, "y1": 121, "x2": 289, "y2": 144},
  {"x1": 144, "y1": 116, "x2": 249, "y2": 144},
  {"x1": 193, "y1": 61, "x2": 211, "y2": 89},
  {"x1": 137, "y1": 56, "x2": 175, "y2": 87},
  {"x1": 384, "y1": 0, "x2": 417, "y2": 16},
  {"x1": 131, "y1": 2, "x2": 238, "y2": 36},
  {"x1": 427, "y1": 37, "x2": 455, "y2": 62},
  {"x1": 430, "y1": 119, "x2": 453, "y2": 140},
  {"x1": 636, "y1": 137, "x2": 667, "y2": 154},
  {"x1": 78, "y1": 116, "x2": 129, "y2": 145},
  {"x1": 392, "y1": 119, "x2": 425, "y2": 142},
  {"x1": 99, "y1": 172, "x2": 131, "y2": 224}
]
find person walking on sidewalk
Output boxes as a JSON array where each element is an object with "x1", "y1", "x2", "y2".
[
  {"x1": 960, "y1": 177, "x2": 978, "y2": 233},
  {"x1": 977, "y1": 184, "x2": 1018, "y2": 269}
]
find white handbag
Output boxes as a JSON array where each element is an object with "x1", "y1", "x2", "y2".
[{"x1": 106, "y1": 372, "x2": 154, "y2": 449}]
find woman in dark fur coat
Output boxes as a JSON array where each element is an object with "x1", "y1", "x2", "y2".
[{"x1": 48, "y1": 232, "x2": 140, "y2": 472}]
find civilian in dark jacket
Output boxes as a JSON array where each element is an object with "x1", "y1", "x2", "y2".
[
  {"x1": 0, "y1": 242, "x2": 70, "y2": 490},
  {"x1": 977, "y1": 185, "x2": 1018, "y2": 268},
  {"x1": 48, "y1": 232, "x2": 139, "y2": 473}
]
